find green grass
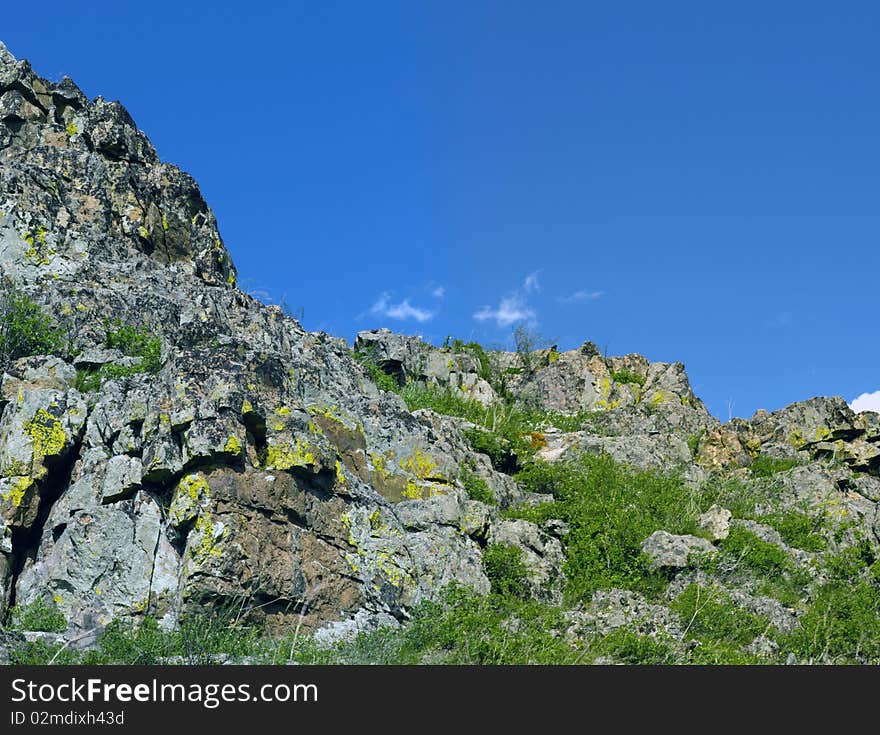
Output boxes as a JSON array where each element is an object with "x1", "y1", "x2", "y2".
[
  {"x1": 292, "y1": 587, "x2": 583, "y2": 665},
  {"x1": 74, "y1": 320, "x2": 162, "y2": 391},
  {"x1": 507, "y1": 454, "x2": 703, "y2": 602},
  {"x1": 750, "y1": 454, "x2": 800, "y2": 477},
  {"x1": 776, "y1": 544, "x2": 880, "y2": 663},
  {"x1": 399, "y1": 384, "x2": 600, "y2": 473},
  {"x1": 672, "y1": 584, "x2": 768, "y2": 646},
  {"x1": 759, "y1": 511, "x2": 826, "y2": 552}
]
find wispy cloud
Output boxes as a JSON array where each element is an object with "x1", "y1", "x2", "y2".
[
  {"x1": 369, "y1": 292, "x2": 435, "y2": 323},
  {"x1": 851, "y1": 390, "x2": 880, "y2": 414},
  {"x1": 430, "y1": 285, "x2": 446, "y2": 299},
  {"x1": 523, "y1": 271, "x2": 541, "y2": 294},
  {"x1": 558, "y1": 289, "x2": 604, "y2": 305},
  {"x1": 474, "y1": 294, "x2": 536, "y2": 328}
]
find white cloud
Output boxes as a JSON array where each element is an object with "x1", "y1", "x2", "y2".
[
  {"x1": 369, "y1": 292, "x2": 434, "y2": 323},
  {"x1": 851, "y1": 390, "x2": 880, "y2": 414},
  {"x1": 558, "y1": 289, "x2": 604, "y2": 305},
  {"x1": 474, "y1": 294, "x2": 536, "y2": 328},
  {"x1": 523, "y1": 271, "x2": 541, "y2": 293},
  {"x1": 430, "y1": 285, "x2": 446, "y2": 299}
]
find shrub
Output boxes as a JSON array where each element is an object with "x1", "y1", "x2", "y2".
[
  {"x1": 450, "y1": 339, "x2": 492, "y2": 383},
  {"x1": 712, "y1": 526, "x2": 810, "y2": 606},
  {"x1": 0, "y1": 280, "x2": 65, "y2": 371},
  {"x1": 463, "y1": 428, "x2": 522, "y2": 474},
  {"x1": 720, "y1": 526, "x2": 791, "y2": 577},
  {"x1": 104, "y1": 319, "x2": 162, "y2": 372},
  {"x1": 82, "y1": 614, "x2": 262, "y2": 665},
  {"x1": 513, "y1": 324, "x2": 547, "y2": 374},
  {"x1": 8, "y1": 599, "x2": 67, "y2": 633},
  {"x1": 483, "y1": 544, "x2": 529, "y2": 598},
  {"x1": 460, "y1": 467, "x2": 496, "y2": 505},
  {"x1": 610, "y1": 369, "x2": 646, "y2": 387},
  {"x1": 700, "y1": 475, "x2": 767, "y2": 518},
  {"x1": 398, "y1": 384, "x2": 596, "y2": 471},
  {"x1": 590, "y1": 628, "x2": 678, "y2": 664},
  {"x1": 8, "y1": 640, "x2": 80, "y2": 665}
]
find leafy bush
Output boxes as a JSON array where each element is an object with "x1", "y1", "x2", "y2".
[
  {"x1": 449, "y1": 339, "x2": 493, "y2": 383},
  {"x1": 74, "y1": 320, "x2": 162, "y2": 391},
  {"x1": 720, "y1": 526, "x2": 792, "y2": 577},
  {"x1": 8, "y1": 599, "x2": 67, "y2": 633},
  {"x1": 460, "y1": 467, "x2": 496, "y2": 505},
  {"x1": 513, "y1": 323, "x2": 543, "y2": 373},
  {"x1": 700, "y1": 475, "x2": 767, "y2": 518},
  {"x1": 7, "y1": 640, "x2": 80, "y2": 665},
  {"x1": 399, "y1": 384, "x2": 598, "y2": 471},
  {"x1": 610, "y1": 369, "x2": 646, "y2": 387},
  {"x1": 463, "y1": 428, "x2": 523, "y2": 474},
  {"x1": 712, "y1": 526, "x2": 810, "y2": 606},
  {"x1": 483, "y1": 544, "x2": 529, "y2": 598},
  {"x1": 0, "y1": 280, "x2": 65, "y2": 371},
  {"x1": 105, "y1": 319, "x2": 162, "y2": 372}
]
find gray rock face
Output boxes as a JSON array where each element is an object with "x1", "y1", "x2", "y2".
[
  {"x1": 0, "y1": 44, "x2": 509, "y2": 632},
  {"x1": 641, "y1": 531, "x2": 716, "y2": 570}
]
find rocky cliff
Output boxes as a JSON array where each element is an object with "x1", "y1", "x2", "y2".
[{"x1": 1, "y1": 43, "x2": 878, "y2": 662}]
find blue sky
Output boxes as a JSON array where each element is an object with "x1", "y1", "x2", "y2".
[{"x1": 4, "y1": 2, "x2": 879, "y2": 419}]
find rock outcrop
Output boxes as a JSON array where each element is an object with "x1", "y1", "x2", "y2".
[
  {"x1": 0, "y1": 42, "x2": 523, "y2": 634},
  {"x1": 1, "y1": 41, "x2": 879, "y2": 662}
]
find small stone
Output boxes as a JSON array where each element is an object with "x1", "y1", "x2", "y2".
[
  {"x1": 640, "y1": 530, "x2": 716, "y2": 570},
  {"x1": 699, "y1": 504, "x2": 732, "y2": 540}
]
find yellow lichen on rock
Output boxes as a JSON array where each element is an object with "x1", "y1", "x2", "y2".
[
  {"x1": 265, "y1": 438, "x2": 318, "y2": 471},
  {"x1": 24, "y1": 408, "x2": 66, "y2": 464}
]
